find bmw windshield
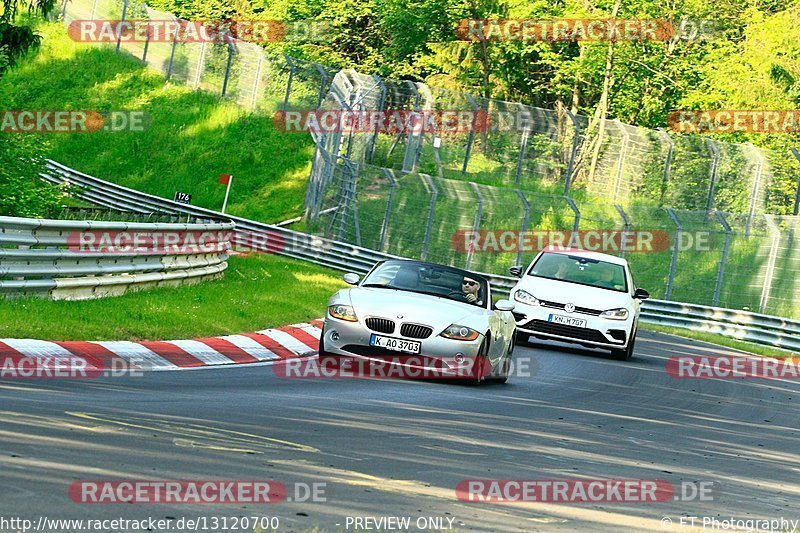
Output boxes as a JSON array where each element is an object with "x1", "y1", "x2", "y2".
[{"x1": 361, "y1": 261, "x2": 489, "y2": 307}]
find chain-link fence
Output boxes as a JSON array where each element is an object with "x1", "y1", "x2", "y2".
[
  {"x1": 57, "y1": 0, "x2": 800, "y2": 318},
  {"x1": 61, "y1": 0, "x2": 336, "y2": 112},
  {"x1": 306, "y1": 162, "x2": 800, "y2": 318}
]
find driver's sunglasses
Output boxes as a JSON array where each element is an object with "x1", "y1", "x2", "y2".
[{"x1": 462, "y1": 280, "x2": 478, "y2": 286}]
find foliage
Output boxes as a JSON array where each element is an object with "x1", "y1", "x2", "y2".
[{"x1": 0, "y1": 134, "x2": 64, "y2": 217}]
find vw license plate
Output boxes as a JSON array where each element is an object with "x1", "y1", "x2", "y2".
[
  {"x1": 369, "y1": 334, "x2": 421, "y2": 354},
  {"x1": 548, "y1": 314, "x2": 587, "y2": 328}
]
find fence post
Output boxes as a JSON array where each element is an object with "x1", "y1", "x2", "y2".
[
  {"x1": 564, "y1": 196, "x2": 580, "y2": 247},
  {"x1": 514, "y1": 104, "x2": 532, "y2": 185},
  {"x1": 166, "y1": 30, "x2": 178, "y2": 81},
  {"x1": 282, "y1": 54, "x2": 296, "y2": 112},
  {"x1": 315, "y1": 64, "x2": 331, "y2": 107},
  {"x1": 402, "y1": 81, "x2": 422, "y2": 173},
  {"x1": 115, "y1": 0, "x2": 128, "y2": 53},
  {"x1": 250, "y1": 54, "x2": 263, "y2": 111},
  {"x1": 193, "y1": 40, "x2": 207, "y2": 89},
  {"x1": 366, "y1": 75, "x2": 386, "y2": 164},
  {"x1": 790, "y1": 147, "x2": 800, "y2": 216},
  {"x1": 89, "y1": 0, "x2": 98, "y2": 20},
  {"x1": 745, "y1": 143, "x2": 763, "y2": 237},
  {"x1": 563, "y1": 109, "x2": 581, "y2": 195},
  {"x1": 704, "y1": 137, "x2": 720, "y2": 214},
  {"x1": 221, "y1": 41, "x2": 234, "y2": 97},
  {"x1": 461, "y1": 93, "x2": 478, "y2": 175},
  {"x1": 614, "y1": 203, "x2": 630, "y2": 258},
  {"x1": 657, "y1": 128, "x2": 673, "y2": 205},
  {"x1": 60, "y1": 0, "x2": 68, "y2": 21},
  {"x1": 465, "y1": 183, "x2": 484, "y2": 270},
  {"x1": 713, "y1": 211, "x2": 732, "y2": 307},
  {"x1": 516, "y1": 189, "x2": 530, "y2": 267},
  {"x1": 759, "y1": 214, "x2": 781, "y2": 314},
  {"x1": 141, "y1": 19, "x2": 150, "y2": 63},
  {"x1": 612, "y1": 120, "x2": 629, "y2": 202},
  {"x1": 420, "y1": 174, "x2": 438, "y2": 260},
  {"x1": 665, "y1": 207, "x2": 682, "y2": 301},
  {"x1": 379, "y1": 169, "x2": 397, "y2": 253}
]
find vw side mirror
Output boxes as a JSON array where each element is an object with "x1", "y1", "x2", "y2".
[
  {"x1": 509, "y1": 266, "x2": 523, "y2": 278},
  {"x1": 633, "y1": 288, "x2": 650, "y2": 300},
  {"x1": 495, "y1": 299, "x2": 515, "y2": 312},
  {"x1": 343, "y1": 273, "x2": 361, "y2": 285}
]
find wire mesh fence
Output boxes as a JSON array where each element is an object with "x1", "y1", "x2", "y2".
[{"x1": 57, "y1": 0, "x2": 800, "y2": 318}]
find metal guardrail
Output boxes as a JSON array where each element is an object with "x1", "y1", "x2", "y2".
[
  {"x1": 0, "y1": 212, "x2": 234, "y2": 300},
  {"x1": 41, "y1": 161, "x2": 799, "y2": 353}
]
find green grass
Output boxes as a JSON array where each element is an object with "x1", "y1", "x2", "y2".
[
  {"x1": 0, "y1": 22, "x2": 314, "y2": 224},
  {"x1": 0, "y1": 254, "x2": 344, "y2": 341},
  {"x1": 640, "y1": 323, "x2": 799, "y2": 358}
]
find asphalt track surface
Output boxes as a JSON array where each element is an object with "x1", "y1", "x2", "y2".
[{"x1": 1, "y1": 330, "x2": 798, "y2": 532}]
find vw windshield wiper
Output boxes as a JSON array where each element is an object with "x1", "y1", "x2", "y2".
[{"x1": 360, "y1": 283, "x2": 391, "y2": 288}]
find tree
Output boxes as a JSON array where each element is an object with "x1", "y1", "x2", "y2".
[{"x1": 1, "y1": 0, "x2": 54, "y2": 73}]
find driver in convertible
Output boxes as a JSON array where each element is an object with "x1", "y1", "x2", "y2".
[{"x1": 461, "y1": 276, "x2": 484, "y2": 306}]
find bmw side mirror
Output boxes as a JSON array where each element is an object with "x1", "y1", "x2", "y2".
[
  {"x1": 509, "y1": 266, "x2": 523, "y2": 278},
  {"x1": 633, "y1": 288, "x2": 650, "y2": 300},
  {"x1": 343, "y1": 273, "x2": 361, "y2": 285},
  {"x1": 494, "y1": 299, "x2": 515, "y2": 312}
]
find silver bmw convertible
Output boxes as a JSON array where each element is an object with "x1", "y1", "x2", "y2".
[{"x1": 319, "y1": 259, "x2": 517, "y2": 384}]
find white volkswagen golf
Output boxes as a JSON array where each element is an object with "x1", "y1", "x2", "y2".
[{"x1": 508, "y1": 249, "x2": 650, "y2": 360}]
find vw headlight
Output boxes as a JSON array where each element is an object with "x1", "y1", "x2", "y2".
[
  {"x1": 440, "y1": 324, "x2": 480, "y2": 341},
  {"x1": 328, "y1": 304, "x2": 358, "y2": 322},
  {"x1": 514, "y1": 289, "x2": 539, "y2": 306},
  {"x1": 600, "y1": 308, "x2": 629, "y2": 320}
]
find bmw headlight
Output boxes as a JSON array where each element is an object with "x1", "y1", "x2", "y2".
[
  {"x1": 328, "y1": 304, "x2": 358, "y2": 322},
  {"x1": 600, "y1": 308, "x2": 629, "y2": 320},
  {"x1": 514, "y1": 289, "x2": 539, "y2": 306},
  {"x1": 440, "y1": 324, "x2": 480, "y2": 341}
]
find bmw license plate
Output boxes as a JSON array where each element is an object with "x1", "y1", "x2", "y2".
[
  {"x1": 548, "y1": 314, "x2": 587, "y2": 328},
  {"x1": 369, "y1": 334, "x2": 421, "y2": 354}
]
